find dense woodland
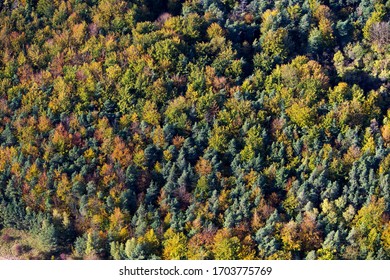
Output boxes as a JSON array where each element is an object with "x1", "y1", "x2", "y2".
[{"x1": 0, "y1": 0, "x2": 389, "y2": 260}]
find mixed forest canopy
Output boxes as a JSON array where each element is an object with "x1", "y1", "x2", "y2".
[{"x1": 0, "y1": 0, "x2": 389, "y2": 260}]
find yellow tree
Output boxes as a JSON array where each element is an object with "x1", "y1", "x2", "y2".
[
  {"x1": 352, "y1": 197, "x2": 386, "y2": 256},
  {"x1": 162, "y1": 228, "x2": 188, "y2": 260},
  {"x1": 212, "y1": 229, "x2": 241, "y2": 260}
]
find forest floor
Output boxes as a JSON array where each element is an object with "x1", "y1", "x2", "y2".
[{"x1": 0, "y1": 228, "x2": 49, "y2": 260}]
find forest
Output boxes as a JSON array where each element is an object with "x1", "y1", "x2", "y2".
[{"x1": 0, "y1": 0, "x2": 389, "y2": 260}]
